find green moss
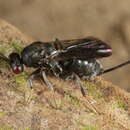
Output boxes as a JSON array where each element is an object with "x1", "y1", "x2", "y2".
[
  {"x1": 82, "y1": 125, "x2": 98, "y2": 130},
  {"x1": 10, "y1": 40, "x2": 24, "y2": 54},
  {"x1": 0, "y1": 60, "x2": 10, "y2": 70},
  {"x1": 85, "y1": 82, "x2": 102, "y2": 100},
  {"x1": 0, "y1": 42, "x2": 9, "y2": 54},
  {"x1": 0, "y1": 125, "x2": 14, "y2": 130},
  {"x1": 0, "y1": 111, "x2": 6, "y2": 116},
  {"x1": 116, "y1": 98, "x2": 126, "y2": 109},
  {"x1": 14, "y1": 72, "x2": 28, "y2": 88},
  {"x1": 65, "y1": 94, "x2": 80, "y2": 107},
  {"x1": 0, "y1": 40, "x2": 24, "y2": 55},
  {"x1": 25, "y1": 128, "x2": 31, "y2": 130}
]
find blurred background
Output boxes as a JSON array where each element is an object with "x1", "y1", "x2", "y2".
[{"x1": 0, "y1": 0, "x2": 130, "y2": 91}]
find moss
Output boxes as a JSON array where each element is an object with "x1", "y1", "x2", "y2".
[
  {"x1": 116, "y1": 98, "x2": 126, "y2": 109},
  {"x1": 0, "y1": 42, "x2": 9, "y2": 54},
  {"x1": 13, "y1": 72, "x2": 29, "y2": 96},
  {"x1": 82, "y1": 125, "x2": 98, "y2": 130},
  {"x1": 25, "y1": 128, "x2": 31, "y2": 130},
  {"x1": 65, "y1": 94, "x2": 80, "y2": 107},
  {"x1": 0, "y1": 60, "x2": 10, "y2": 70},
  {"x1": 85, "y1": 82, "x2": 102, "y2": 100},
  {"x1": 14, "y1": 72, "x2": 28, "y2": 87},
  {"x1": 0, "y1": 40, "x2": 24, "y2": 55},
  {"x1": 10, "y1": 40, "x2": 24, "y2": 54},
  {"x1": 0, "y1": 111, "x2": 6, "y2": 116},
  {"x1": 0, "y1": 125, "x2": 14, "y2": 130}
]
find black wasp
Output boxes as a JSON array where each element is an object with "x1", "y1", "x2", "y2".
[{"x1": 0, "y1": 37, "x2": 130, "y2": 96}]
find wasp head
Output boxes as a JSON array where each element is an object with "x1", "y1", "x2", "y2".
[{"x1": 9, "y1": 53, "x2": 24, "y2": 74}]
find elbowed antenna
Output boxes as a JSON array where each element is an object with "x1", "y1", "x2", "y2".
[
  {"x1": 0, "y1": 53, "x2": 10, "y2": 63},
  {"x1": 99, "y1": 60, "x2": 130, "y2": 75}
]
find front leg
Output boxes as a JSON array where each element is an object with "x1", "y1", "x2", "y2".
[
  {"x1": 27, "y1": 68, "x2": 41, "y2": 89},
  {"x1": 41, "y1": 71, "x2": 54, "y2": 90},
  {"x1": 28, "y1": 68, "x2": 54, "y2": 91}
]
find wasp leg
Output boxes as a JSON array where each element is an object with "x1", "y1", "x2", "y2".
[
  {"x1": 49, "y1": 62, "x2": 63, "y2": 77},
  {"x1": 41, "y1": 71, "x2": 54, "y2": 90},
  {"x1": 27, "y1": 68, "x2": 41, "y2": 89},
  {"x1": 73, "y1": 73, "x2": 87, "y2": 97}
]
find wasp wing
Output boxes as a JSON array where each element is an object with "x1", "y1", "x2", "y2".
[{"x1": 52, "y1": 37, "x2": 112, "y2": 61}]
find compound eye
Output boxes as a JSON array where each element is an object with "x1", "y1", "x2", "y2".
[{"x1": 12, "y1": 65, "x2": 23, "y2": 74}]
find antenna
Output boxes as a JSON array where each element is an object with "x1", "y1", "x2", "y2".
[
  {"x1": 0, "y1": 53, "x2": 10, "y2": 63},
  {"x1": 100, "y1": 60, "x2": 130, "y2": 75}
]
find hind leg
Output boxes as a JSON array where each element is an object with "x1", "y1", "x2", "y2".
[
  {"x1": 71, "y1": 73, "x2": 87, "y2": 97},
  {"x1": 27, "y1": 68, "x2": 41, "y2": 89}
]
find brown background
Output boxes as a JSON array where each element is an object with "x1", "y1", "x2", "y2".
[{"x1": 0, "y1": 0, "x2": 130, "y2": 91}]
